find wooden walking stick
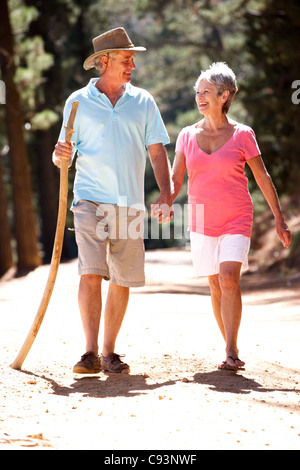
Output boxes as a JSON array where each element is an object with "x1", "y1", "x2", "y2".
[{"x1": 10, "y1": 101, "x2": 79, "y2": 370}]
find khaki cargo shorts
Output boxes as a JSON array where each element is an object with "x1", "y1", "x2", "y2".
[{"x1": 71, "y1": 200, "x2": 145, "y2": 287}]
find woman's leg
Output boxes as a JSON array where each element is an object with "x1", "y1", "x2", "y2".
[
  {"x1": 208, "y1": 274, "x2": 225, "y2": 341},
  {"x1": 209, "y1": 262, "x2": 245, "y2": 368},
  {"x1": 219, "y1": 261, "x2": 244, "y2": 368}
]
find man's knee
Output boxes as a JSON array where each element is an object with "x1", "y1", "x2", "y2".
[{"x1": 80, "y1": 274, "x2": 103, "y2": 287}]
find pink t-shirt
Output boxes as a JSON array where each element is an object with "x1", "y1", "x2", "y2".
[{"x1": 175, "y1": 123, "x2": 261, "y2": 238}]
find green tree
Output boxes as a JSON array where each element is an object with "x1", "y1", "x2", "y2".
[
  {"x1": 242, "y1": 0, "x2": 300, "y2": 202},
  {"x1": 0, "y1": 0, "x2": 41, "y2": 271}
]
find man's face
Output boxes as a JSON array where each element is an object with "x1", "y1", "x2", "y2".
[{"x1": 109, "y1": 51, "x2": 136, "y2": 84}]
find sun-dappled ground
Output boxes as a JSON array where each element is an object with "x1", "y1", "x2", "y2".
[{"x1": 0, "y1": 249, "x2": 299, "y2": 450}]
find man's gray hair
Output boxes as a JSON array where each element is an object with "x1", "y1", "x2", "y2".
[
  {"x1": 194, "y1": 62, "x2": 238, "y2": 114},
  {"x1": 94, "y1": 51, "x2": 117, "y2": 71}
]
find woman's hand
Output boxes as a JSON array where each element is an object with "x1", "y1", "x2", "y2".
[
  {"x1": 276, "y1": 218, "x2": 292, "y2": 248},
  {"x1": 151, "y1": 193, "x2": 173, "y2": 224}
]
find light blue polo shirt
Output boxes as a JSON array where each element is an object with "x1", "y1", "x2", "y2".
[{"x1": 59, "y1": 78, "x2": 170, "y2": 208}]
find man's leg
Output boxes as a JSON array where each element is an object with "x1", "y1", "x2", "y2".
[
  {"x1": 78, "y1": 274, "x2": 103, "y2": 355},
  {"x1": 99, "y1": 206, "x2": 144, "y2": 373},
  {"x1": 102, "y1": 282, "x2": 130, "y2": 356}
]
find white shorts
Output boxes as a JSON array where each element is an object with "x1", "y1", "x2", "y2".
[{"x1": 190, "y1": 232, "x2": 251, "y2": 277}]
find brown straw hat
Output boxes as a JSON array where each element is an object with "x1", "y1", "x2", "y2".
[{"x1": 83, "y1": 27, "x2": 146, "y2": 70}]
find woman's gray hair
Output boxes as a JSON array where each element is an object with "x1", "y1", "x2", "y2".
[{"x1": 194, "y1": 62, "x2": 238, "y2": 114}]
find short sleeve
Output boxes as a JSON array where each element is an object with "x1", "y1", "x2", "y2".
[
  {"x1": 145, "y1": 96, "x2": 170, "y2": 147},
  {"x1": 244, "y1": 127, "x2": 261, "y2": 161},
  {"x1": 175, "y1": 128, "x2": 187, "y2": 154}
]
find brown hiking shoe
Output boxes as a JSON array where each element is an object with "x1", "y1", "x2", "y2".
[
  {"x1": 101, "y1": 353, "x2": 130, "y2": 374},
  {"x1": 73, "y1": 351, "x2": 101, "y2": 374}
]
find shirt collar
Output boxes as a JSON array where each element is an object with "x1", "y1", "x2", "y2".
[
  {"x1": 125, "y1": 83, "x2": 134, "y2": 96},
  {"x1": 88, "y1": 78, "x2": 134, "y2": 98},
  {"x1": 88, "y1": 78, "x2": 101, "y2": 97}
]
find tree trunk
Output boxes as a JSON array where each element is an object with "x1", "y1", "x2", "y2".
[
  {"x1": 35, "y1": 128, "x2": 60, "y2": 262},
  {"x1": 0, "y1": 156, "x2": 14, "y2": 276},
  {"x1": 0, "y1": 0, "x2": 41, "y2": 271}
]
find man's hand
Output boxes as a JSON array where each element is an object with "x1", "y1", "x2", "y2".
[
  {"x1": 148, "y1": 143, "x2": 173, "y2": 224},
  {"x1": 53, "y1": 141, "x2": 75, "y2": 168},
  {"x1": 151, "y1": 193, "x2": 173, "y2": 224}
]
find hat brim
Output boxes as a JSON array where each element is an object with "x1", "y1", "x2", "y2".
[{"x1": 83, "y1": 47, "x2": 146, "y2": 70}]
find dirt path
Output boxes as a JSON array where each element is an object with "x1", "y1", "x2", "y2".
[{"x1": 0, "y1": 249, "x2": 299, "y2": 450}]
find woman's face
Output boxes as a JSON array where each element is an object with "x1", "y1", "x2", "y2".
[{"x1": 195, "y1": 79, "x2": 225, "y2": 116}]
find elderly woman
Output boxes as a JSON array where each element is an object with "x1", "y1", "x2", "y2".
[{"x1": 172, "y1": 62, "x2": 291, "y2": 370}]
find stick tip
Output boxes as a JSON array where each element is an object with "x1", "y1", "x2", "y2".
[{"x1": 10, "y1": 361, "x2": 22, "y2": 371}]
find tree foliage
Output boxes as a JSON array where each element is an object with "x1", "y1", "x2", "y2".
[
  {"x1": 242, "y1": 0, "x2": 300, "y2": 197},
  {"x1": 0, "y1": 0, "x2": 41, "y2": 272}
]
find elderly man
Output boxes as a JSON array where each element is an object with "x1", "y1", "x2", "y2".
[{"x1": 53, "y1": 28, "x2": 172, "y2": 374}]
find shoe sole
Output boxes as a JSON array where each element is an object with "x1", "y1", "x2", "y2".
[
  {"x1": 101, "y1": 367, "x2": 130, "y2": 375},
  {"x1": 73, "y1": 366, "x2": 101, "y2": 374}
]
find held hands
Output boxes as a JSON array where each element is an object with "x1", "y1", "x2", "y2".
[{"x1": 151, "y1": 193, "x2": 174, "y2": 224}]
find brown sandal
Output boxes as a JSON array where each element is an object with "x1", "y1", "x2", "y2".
[{"x1": 218, "y1": 356, "x2": 245, "y2": 371}]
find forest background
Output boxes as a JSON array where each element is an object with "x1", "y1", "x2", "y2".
[{"x1": 0, "y1": 0, "x2": 299, "y2": 276}]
